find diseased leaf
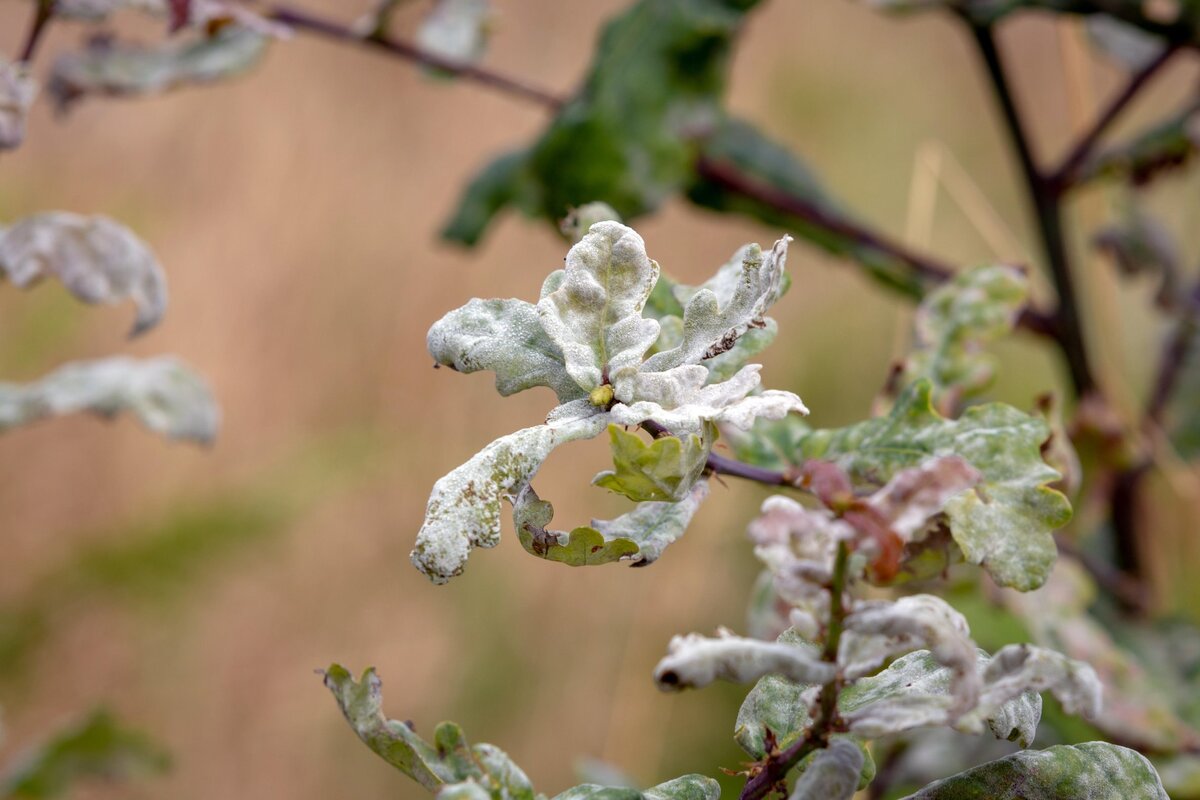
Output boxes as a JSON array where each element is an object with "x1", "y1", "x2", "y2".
[
  {"x1": 0, "y1": 212, "x2": 167, "y2": 336},
  {"x1": 411, "y1": 406, "x2": 608, "y2": 583},
  {"x1": 641, "y1": 236, "x2": 788, "y2": 373},
  {"x1": 427, "y1": 298, "x2": 583, "y2": 403},
  {"x1": 789, "y1": 739, "x2": 862, "y2": 800},
  {"x1": 0, "y1": 710, "x2": 169, "y2": 799},
  {"x1": 49, "y1": 26, "x2": 267, "y2": 109},
  {"x1": 441, "y1": 0, "x2": 761, "y2": 245},
  {"x1": 515, "y1": 478, "x2": 708, "y2": 567},
  {"x1": 323, "y1": 665, "x2": 534, "y2": 799},
  {"x1": 1087, "y1": 14, "x2": 1166, "y2": 70},
  {"x1": 786, "y1": 381, "x2": 1069, "y2": 590},
  {"x1": 552, "y1": 774, "x2": 719, "y2": 800},
  {"x1": 901, "y1": 742, "x2": 1169, "y2": 799},
  {"x1": 654, "y1": 629, "x2": 836, "y2": 691},
  {"x1": 537, "y1": 222, "x2": 660, "y2": 398},
  {"x1": 865, "y1": 455, "x2": 981, "y2": 541},
  {"x1": 0, "y1": 59, "x2": 37, "y2": 151},
  {"x1": 592, "y1": 424, "x2": 711, "y2": 502},
  {"x1": 734, "y1": 629, "x2": 817, "y2": 758},
  {"x1": 0, "y1": 356, "x2": 219, "y2": 443},
  {"x1": 902, "y1": 265, "x2": 1028, "y2": 411},
  {"x1": 418, "y1": 0, "x2": 492, "y2": 66}
]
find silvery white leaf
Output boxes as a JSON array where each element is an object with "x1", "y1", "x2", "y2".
[
  {"x1": 839, "y1": 594, "x2": 979, "y2": 717},
  {"x1": 642, "y1": 235, "x2": 789, "y2": 373},
  {"x1": 437, "y1": 781, "x2": 493, "y2": 800},
  {"x1": 866, "y1": 455, "x2": 981, "y2": 540},
  {"x1": 54, "y1": 0, "x2": 164, "y2": 20},
  {"x1": 0, "y1": 356, "x2": 219, "y2": 443},
  {"x1": 0, "y1": 58, "x2": 37, "y2": 151},
  {"x1": 411, "y1": 407, "x2": 609, "y2": 584},
  {"x1": 1087, "y1": 14, "x2": 1165, "y2": 71},
  {"x1": 0, "y1": 212, "x2": 167, "y2": 336},
  {"x1": 790, "y1": 739, "x2": 863, "y2": 800},
  {"x1": 537, "y1": 222, "x2": 660, "y2": 397},
  {"x1": 956, "y1": 644, "x2": 1101, "y2": 735},
  {"x1": 428, "y1": 297, "x2": 582, "y2": 402},
  {"x1": 612, "y1": 365, "x2": 807, "y2": 435},
  {"x1": 417, "y1": 0, "x2": 493, "y2": 65},
  {"x1": 654, "y1": 630, "x2": 836, "y2": 691}
]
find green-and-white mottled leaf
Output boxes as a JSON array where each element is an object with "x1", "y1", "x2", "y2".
[
  {"x1": 49, "y1": 27, "x2": 267, "y2": 109},
  {"x1": 552, "y1": 774, "x2": 719, "y2": 800},
  {"x1": 902, "y1": 265, "x2": 1028, "y2": 411},
  {"x1": 427, "y1": 298, "x2": 583, "y2": 403},
  {"x1": 418, "y1": 0, "x2": 492, "y2": 66},
  {"x1": 0, "y1": 356, "x2": 219, "y2": 443},
  {"x1": 901, "y1": 742, "x2": 1169, "y2": 799},
  {"x1": 789, "y1": 739, "x2": 861, "y2": 800},
  {"x1": 641, "y1": 236, "x2": 788, "y2": 373},
  {"x1": 654, "y1": 629, "x2": 836, "y2": 691},
  {"x1": 734, "y1": 629, "x2": 817, "y2": 757},
  {"x1": 411, "y1": 406, "x2": 608, "y2": 583},
  {"x1": 323, "y1": 665, "x2": 535, "y2": 799},
  {"x1": 0, "y1": 212, "x2": 167, "y2": 335},
  {"x1": 514, "y1": 479, "x2": 708, "y2": 567},
  {"x1": 592, "y1": 424, "x2": 711, "y2": 502},
  {"x1": 537, "y1": 222, "x2": 660, "y2": 398},
  {"x1": 0, "y1": 710, "x2": 169, "y2": 798},
  {"x1": 0, "y1": 58, "x2": 36, "y2": 151},
  {"x1": 782, "y1": 380, "x2": 1070, "y2": 590},
  {"x1": 702, "y1": 320, "x2": 777, "y2": 383}
]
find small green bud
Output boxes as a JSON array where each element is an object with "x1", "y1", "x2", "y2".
[{"x1": 589, "y1": 384, "x2": 615, "y2": 407}]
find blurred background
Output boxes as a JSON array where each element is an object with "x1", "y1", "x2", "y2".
[{"x1": 0, "y1": 0, "x2": 1198, "y2": 797}]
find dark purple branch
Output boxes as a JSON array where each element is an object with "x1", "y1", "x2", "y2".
[
  {"x1": 1050, "y1": 46, "x2": 1179, "y2": 192},
  {"x1": 1146, "y1": 282, "x2": 1200, "y2": 426},
  {"x1": 268, "y1": 6, "x2": 566, "y2": 111},
  {"x1": 641, "y1": 420, "x2": 796, "y2": 487},
  {"x1": 18, "y1": 0, "x2": 54, "y2": 64}
]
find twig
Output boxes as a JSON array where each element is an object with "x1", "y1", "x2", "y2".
[
  {"x1": 268, "y1": 5, "x2": 566, "y2": 111},
  {"x1": 641, "y1": 420, "x2": 796, "y2": 487},
  {"x1": 18, "y1": 0, "x2": 54, "y2": 64},
  {"x1": 966, "y1": 21, "x2": 1097, "y2": 396},
  {"x1": 1050, "y1": 45, "x2": 1179, "y2": 192},
  {"x1": 738, "y1": 542, "x2": 850, "y2": 800},
  {"x1": 1146, "y1": 282, "x2": 1200, "y2": 426}
]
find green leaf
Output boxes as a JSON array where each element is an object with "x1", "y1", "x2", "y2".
[
  {"x1": 427, "y1": 298, "x2": 583, "y2": 403},
  {"x1": 441, "y1": 0, "x2": 762, "y2": 245},
  {"x1": 592, "y1": 424, "x2": 711, "y2": 502},
  {"x1": 0, "y1": 212, "x2": 167, "y2": 336},
  {"x1": 48, "y1": 26, "x2": 267, "y2": 110},
  {"x1": 323, "y1": 665, "x2": 536, "y2": 800},
  {"x1": 902, "y1": 265, "x2": 1029, "y2": 410},
  {"x1": 0, "y1": 356, "x2": 220, "y2": 444},
  {"x1": 686, "y1": 117, "x2": 928, "y2": 297},
  {"x1": 790, "y1": 381, "x2": 1070, "y2": 590},
  {"x1": 412, "y1": 408, "x2": 609, "y2": 583},
  {"x1": 537, "y1": 222, "x2": 661, "y2": 398},
  {"x1": 0, "y1": 710, "x2": 169, "y2": 799},
  {"x1": 441, "y1": 150, "x2": 532, "y2": 246},
  {"x1": 901, "y1": 742, "x2": 1169, "y2": 799},
  {"x1": 514, "y1": 479, "x2": 708, "y2": 567}
]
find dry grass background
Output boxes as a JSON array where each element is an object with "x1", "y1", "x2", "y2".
[{"x1": 0, "y1": 1, "x2": 1197, "y2": 797}]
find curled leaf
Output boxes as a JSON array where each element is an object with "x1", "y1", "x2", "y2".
[
  {"x1": 789, "y1": 739, "x2": 862, "y2": 800},
  {"x1": 654, "y1": 629, "x2": 836, "y2": 691},
  {"x1": 0, "y1": 356, "x2": 219, "y2": 443},
  {"x1": 0, "y1": 212, "x2": 167, "y2": 336}
]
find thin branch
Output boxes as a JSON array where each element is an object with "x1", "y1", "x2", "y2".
[
  {"x1": 268, "y1": 5, "x2": 566, "y2": 111},
  {"x1": 1146, "y1": 282, "x2": 1200, "y2": 426},
  {"x1": 18, "y1": 0, "x2": 54, "y2": 65},
  {"x1": 1050, "y1": 45, "x2": 1179, "y2": 192},
  {"x1": 966, "y1": 21, "x2": 1097, "y2": 396},
  {"x1": 738, "y1": 542, "x2": 850, "y2": 800}
]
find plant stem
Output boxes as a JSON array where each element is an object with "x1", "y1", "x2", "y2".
[
  {"x1": 1146, "y1": 283, "x2": 1200, "y2": 427},
  {"x1": 1049, "y1": 46, "x2": 1179, "y2": 192},
  {"x1": 738, "y1": 542, "x2": 850, "y2": 800},
  {"x1": 967, "y1": 21, "x2": 1097, "y2": 397},
  {"x1": 18, "y1": 0, "x2": 54, "y2": 64},
  {"x1": 268, "y1": 5, "x2": 566, "y2": 110}
]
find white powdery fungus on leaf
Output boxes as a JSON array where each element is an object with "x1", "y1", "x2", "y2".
[
  {"x1": 417, "y1": 0, "x2": 493, "y2": 66},
  {"x1": 789, "y1": 738, "x2": 864, "y2": 800},
  {"x1": 0, "y1": 356, "x2": 219, "y2": 443},
  {"x1": 411, "y1": 409, "x2": 609, "y2": 584},
  {"x1": 956, "y1": 643, "x2": 1102, "y2": 733},
  {"x1": 0, "y1": 212, "x2": 167, "y2": 336},
  {"x1": 418, "y1": 221, "x2": 806, "y2": 583},
  {"x1": 653, "y1": 630, "x2": 836, "y2": 691},
  {"x1": 0, "y1": 58, "x2": 37, "y2": 151}
]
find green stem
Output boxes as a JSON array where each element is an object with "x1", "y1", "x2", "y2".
[{"x1": 738, "y1": 542, "x2": 850, "y2": 800}]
